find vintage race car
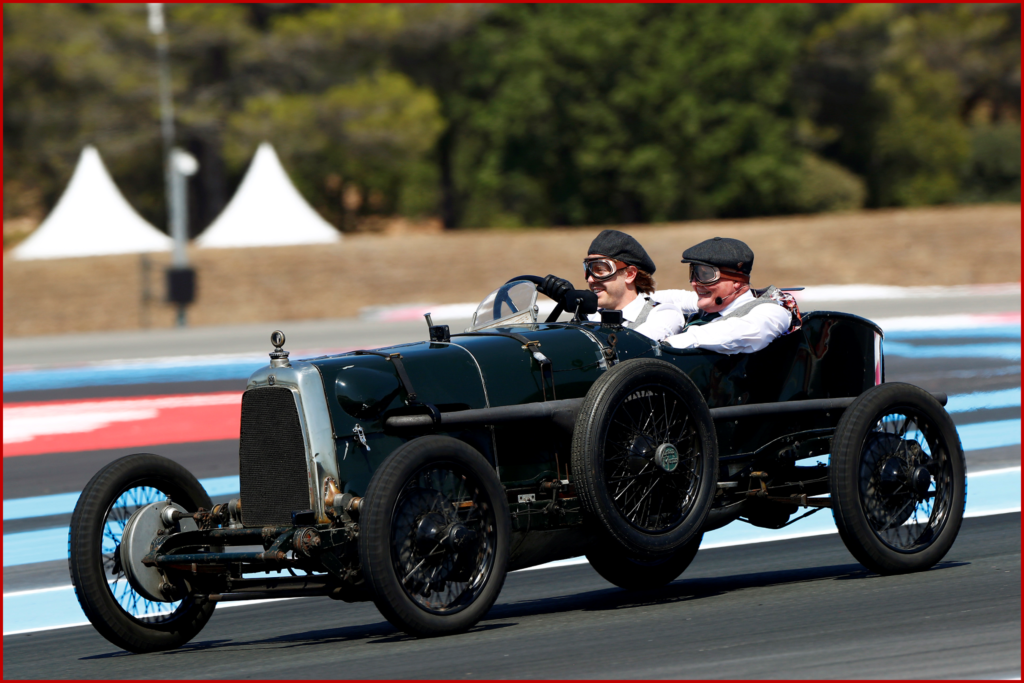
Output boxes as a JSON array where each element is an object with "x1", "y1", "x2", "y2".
[{"x1": 69, "y1": 277, "x2": 966, "y2": 653}]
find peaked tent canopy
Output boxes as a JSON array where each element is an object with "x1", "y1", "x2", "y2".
[
  {"x1": 13, "y1": 146, "x2": 172, "y2": 260},
  {"x1": 196, "y1": 142, "x2": 340, "y2": 249}
]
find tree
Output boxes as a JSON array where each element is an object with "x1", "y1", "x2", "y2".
[
  {"x1": 796, "y1": 3, "x2": 1020, "y2": 207},
  {"x1": 413, "y1": 4, "x2": 814, "y2": 228}
]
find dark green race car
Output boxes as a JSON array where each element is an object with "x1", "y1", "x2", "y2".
[{"x1": 69, "y1": 276, "x2": 967, "y2": 653}]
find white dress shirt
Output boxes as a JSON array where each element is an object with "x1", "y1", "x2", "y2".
[
  {"x1": 587, "y1": 293, "x2": 685, "y2": 342},
  {"x1": 652, "y1": 289, "x2": 791, "y2": 355}
]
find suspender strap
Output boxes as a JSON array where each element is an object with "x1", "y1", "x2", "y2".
[{"x1": 624, "y1": 297, "x2": 657, "y2": 329}]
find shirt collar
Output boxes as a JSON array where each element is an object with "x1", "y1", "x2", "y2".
[{"x1": 619, "y1": 294, "x2": 648, "y2": 317}]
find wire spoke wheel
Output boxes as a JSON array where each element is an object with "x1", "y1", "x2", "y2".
[
  {"x1": 859, "y1": 410, "x2": 953, "y2": 552},
  {"x1": 360, "y1": 436, "x2": 510, "y2": 637},
  {"x1": 390, "y1": 465, "x2": 497, "y2": 615},
  {"x1": 100, "y1": 485, "x2": 188, "y2": 623},
  {"x1": 68, "y1": 453, "x2": 215, "y2": 653},
  {"x1": 831, "y1": 383, "x2": 966, "y2": 575},
  {"x1": 573, "y1": 359, "x2": 717, "y2": 559},
  {"x1": 603, "y1": 384, "x2": 702, "y2": 533}
]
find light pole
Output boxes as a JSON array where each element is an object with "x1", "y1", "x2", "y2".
[{"x1": 148, "y1": 3, "x2": 197, "y2": 327}]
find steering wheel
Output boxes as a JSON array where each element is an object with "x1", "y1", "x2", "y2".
[
  {"x1": 493, "y1": 285, "x2": 520, "y2": 320},
  {"x1": 504, "y1": 275, "x2": 597, "y2": 323}
]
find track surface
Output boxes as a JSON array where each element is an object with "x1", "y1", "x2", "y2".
[{"x1": 3, "y1": 293, "x2": 1020, "y2": 678}]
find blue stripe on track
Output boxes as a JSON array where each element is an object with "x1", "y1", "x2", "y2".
[
  {"x1": 883, "y1": 341, "x2": 1021, "y2": 360},
  {"x1": 955, "y1": 419, "x2": 1021, "y2": 452},
  {"x1": 3, "y1": 527, "x2": 68, "y2": 567},
  {"x1": 884, "y1": 325, "x2": 1020, "y2": 340},
  {"x1": 3, "y1": 360, "x2": 265, "y2": 393},
  {"x1": 945, "y1": 388, "x2": 1020, "y2": 413},
  {"x1": 3, "y1": 475, "x2": 240, "y2": 521}
]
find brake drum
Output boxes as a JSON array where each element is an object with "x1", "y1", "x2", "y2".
[{"x1": 120, "y1": 500, "x2": 198, "y2": 602}]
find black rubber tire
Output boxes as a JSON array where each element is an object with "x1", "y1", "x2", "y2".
[
  {"x1": 830, "y1": 383, "x2": 966, "y2": 575},
  {"x1": 359, "y1": 436, "x2": 510, "y2": 637},
  {"x1": 572, "y1": 358, "x2": 718, "y2": 559},
  {"x1": 68, "y1": 453, "x2": 215, "y2": 653},
  {"x1": 586, "y1": 533, "x2": 703, "y2": 591}
]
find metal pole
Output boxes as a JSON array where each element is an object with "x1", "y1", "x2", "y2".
[
  {"x1": 170, "y1": 149, "x2": 188, "y2": 268},
  {"x1": 149, "y1": 3, "x2": 189, "y2": 326},
  {"x1": 149, "y1": 4, "x2": 176, "y2": 241}
]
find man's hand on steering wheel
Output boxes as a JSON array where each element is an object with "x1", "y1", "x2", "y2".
[{"x1": 539, "y1": 275, "x2": 575, "y2": 307}]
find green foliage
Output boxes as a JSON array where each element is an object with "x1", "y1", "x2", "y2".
[
  {"x1": 959, "y1": 120, "x2": 1021, "y2": 202},
  {"x1": 432, "y1": 4, "x2": 813, "y2": 227},
  {"x1": 225, "y1": 72, "x2": 444, "y2": 224},
  {"x1": 798, "y1": 3, "x2": 1019, "y2": 208},
  {"x1": 790, "y1": 154, "x2": 867, "y2": 214}
]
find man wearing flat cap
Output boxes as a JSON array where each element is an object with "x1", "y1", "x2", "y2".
[
  {"x1": 652, "y1": 236, "x2": 796, "y2": 354},
  {"x1": 539, "y1": 229, "x2": 683, "y2": 341}
]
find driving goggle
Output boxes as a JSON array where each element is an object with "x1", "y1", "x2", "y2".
[
  {"x1": 688, "y1": 263, "x2": 748, "y2": 285},
  {"x1": 583, "y1": 258, "x2": 628, "y2": 281}
]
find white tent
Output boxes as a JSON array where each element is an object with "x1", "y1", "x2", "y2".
[
  {"x1": 195, "y1": 142, "x2": 340, "y2": 248},
  {"x1": 13, "y1": 146, "x2": 172, "y2": 260}
]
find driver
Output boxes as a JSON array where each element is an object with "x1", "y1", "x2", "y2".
[
  {"x1": 540, "y1": 230, "x2": 684, "y2": 341},
  {"x1": 652, "y1": 236, "x2": 796, "y2": 354}
]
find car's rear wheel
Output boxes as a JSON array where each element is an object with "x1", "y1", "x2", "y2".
[
  {"x1": 572, "y1": 359, "x2": 718, "y2": 559},
  {"x1": 586, "y1": 533, "x2": 703, "y2": 590},
  {"x1": 830, "y1": 383, "x2": 966, "y2": 575},
  {"x1": 68, "y1": 453, "x2": 215, "y2": 653},
  {"x1": 359, "y1": 436, "x2": 510, "y2": 637}
]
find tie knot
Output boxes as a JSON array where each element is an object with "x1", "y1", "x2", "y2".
[{"x1": 684, "y1": 310, "x2": 720, "y2": 328}]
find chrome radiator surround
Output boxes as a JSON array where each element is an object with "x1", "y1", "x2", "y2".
[{"x1": 243, "y1": 361, "x2": 339, "y2": 524}]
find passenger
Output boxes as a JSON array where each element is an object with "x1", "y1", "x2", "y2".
[
  {"x1": 653, "y1": 236, "x2": 798, "y2": 354},
  {"x1": 539, "y1": 229, "x2": 684, "y2": 341}
]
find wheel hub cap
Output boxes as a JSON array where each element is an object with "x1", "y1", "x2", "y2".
[
  {"x1": 628, "y1": 435, "x2": 656, "y2": 471},
  {"x1": 908, "y1": 465, "x2": 932, "y2": 495},
  {"x1": 879, "y1": 457, "x2": 905, "y2": 494},
  {"x1": 442, "y1": 523, "x2": 477, "y2": 550},
  {"x1": 414, "y1": 512, "x2": 447, "y2": 553},
  {"x1": 654, "y1": 443, "x2": 680, "y2": 473}
]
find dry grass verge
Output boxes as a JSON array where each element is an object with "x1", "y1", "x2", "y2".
[{"x1": 3, "y1": 204, "x2": 1019, "y2": 338}]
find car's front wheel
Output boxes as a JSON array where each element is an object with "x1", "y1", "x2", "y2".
[
  {"x1": 68, "y1": 453, "x2": 215, "y2": 653},
  {"x1": 359, "y1": 436, "x2": 510, "y2": 637}
]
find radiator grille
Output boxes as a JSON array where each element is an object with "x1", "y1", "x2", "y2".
[{"x1": 239, "y1": 386, "x2": 312, "y2": 527}]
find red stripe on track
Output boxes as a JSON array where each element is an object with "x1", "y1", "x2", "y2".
[{"x1": 3, "y1": 393, "x2": 242, "y2": 457}]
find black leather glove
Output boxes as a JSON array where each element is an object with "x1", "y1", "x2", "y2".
[{"x1": 539, "y1": 275, "x2": 575, "y2": 304}]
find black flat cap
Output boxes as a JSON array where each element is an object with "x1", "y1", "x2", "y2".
[
  {"x1": 681, "y1": 237, "x2": 754, "y2": 275},
  {"x1": 588, "y1": 229, "x2": 656, "y2": 274}
]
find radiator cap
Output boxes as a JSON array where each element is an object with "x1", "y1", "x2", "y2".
[{"x1": 270, "y1": 330, "x2": 291, "y2": 368}]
